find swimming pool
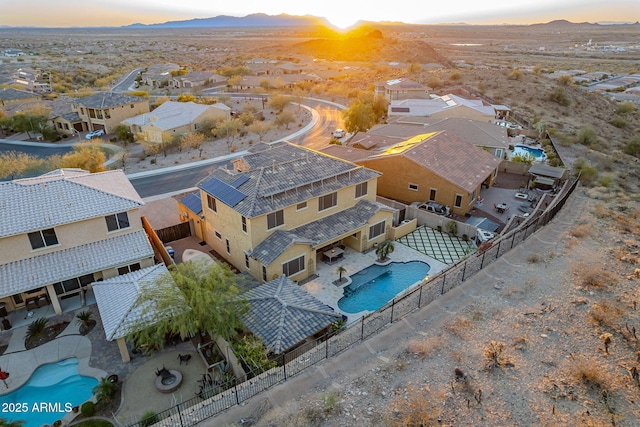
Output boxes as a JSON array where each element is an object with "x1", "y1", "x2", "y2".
[
  {"x1": 512, "y1": 144, "x2": 547, "y2": 161},
  {"x1": 0, "y1": 358, "x2": 98, "y2": 427},
  {"x1": 338, "y1": 261, "x2": 431, "y2": 314}
]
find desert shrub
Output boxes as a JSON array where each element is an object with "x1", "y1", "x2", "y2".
[
  {"x1": 574, "y1": 262, "x2": 615, "y2": 290},
  {"x1": 445, "y1": 220, "x2": 458, "y2": 235},
  {"x1": 557, "y1": 74, "x2": 574, "y2": 86},
  {"x1": 569, "y1": 357, "x2": 612, "y2": 391},
  {"x1": 406, "y1": 337, "x2": 440, "y2": 358},
  {"x1": 569, "y1": 223, "x2": 591, "y2": 238},
  {"x1": 508, "y1": 69, "x2": 523, "y2": 80},
  {"x1": 484, "y1": 341, "x2": 510, "y2": 370},
  {"x1": 80, "y1": 401, "x2": 96, "y2": 417},
  {"x1": 527, "y1": 253, "x2": 542, "y2": 263},
  {"x1": 609, "y1": 117, "x2": 630, "y2": 129},
  {"x1": 598, "y1": 174, "x2": 614, "y2": 188},
  {"x1": 322, "y1": 392, "x2": 341, "y2": 414},
  {"x1": 576, "y1": 126, "x2": 597, "y2": 146},
  {"x1": 384, "y1": 386, "x2": 442, "y2": 427},
  {"x1": 622, "y1": 135, "x2": 640, "y2": 158},
  {"x1": 573, "y1": 160, "x2": 598, "y2": 186},
  {"x1": 589, "y1": 300, "x2": 624, "y2": 328},
  {"x1": 549, "y1": 87, "x2": 570, "y2": 106},
  {"x1": 139, "y1": 411, "x2": 159, "y2": 427},
  {"x1": 615, "y1": 102, "x2": 637, "y2": 115},
  {"x1": 444, "y1": 317, "x2": 471, "y2": 338}
]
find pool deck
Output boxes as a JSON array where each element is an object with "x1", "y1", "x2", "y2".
[{"x1": 302, "y1": 243, "x2": 448, "y2": 323}]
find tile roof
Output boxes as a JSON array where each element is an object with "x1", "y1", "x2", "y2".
[
  {"x1": 198, "y1": 142, "x2": 380, "y2": 218},
  {"x1": 250, "y1": 199, "x2": 389, "y2": 265},
  {"x1": 76, "y1": 92, "x2": 146, "y2": 109},
  {"x1": 0, "y1": 88, "x2": 39, "y2": 101},
  {"x1": 400, "y1": 117, "x2": 510, "y2": 149},
  {"x1": 0, "y1": 230, "x2": 154, "y2": 296},
  {"x1": 93, "y1": 264, "x2": 184, "y2": 341},
  {"x1": 0, "y1": 169, "x2": 144, "y2": 238},
  {"x1": 123, "y1": 101, "x2": 227, "y2": 130},
  {"x1": 240, "y1": 276, "x2": 341, "y2": 354},
  {"x1": 389, "y1": 94, "x2": 496, "y2": 117},
  {"x1": 368, "y1": 132, "x2": 502, "y2": 193}
]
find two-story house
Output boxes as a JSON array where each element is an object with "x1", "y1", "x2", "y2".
[
  {"x1": 0, "y1": 169, "x2": 155, "y2": 319},
  {"x1": 73, "y1": 93, "x2": 150, "y2": 134},
  {"x1": 196, "y1": 142, "x2": 395, "y2": 283}
]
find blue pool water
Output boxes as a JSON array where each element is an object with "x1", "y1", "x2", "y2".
[
  {"x1": 338, "y1": 261, "x2": 431, "y2": 314},
  {"x1": 0, "y1": 358, "x2": 98, "y2": 427},
  {"x1": 513, "y1": 144, "x2": 547, "y2": 160}
]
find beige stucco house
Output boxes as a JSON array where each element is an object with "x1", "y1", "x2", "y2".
[
  {"x1": 123, "y1": 101, "x2": 230, "y2": 143},
  {"x1": 0, "y1": 169, "x2": 154, "y2": 321},
  {"x1": 73, "y1": 92, "x2": 150, "y2": 134},
  {"x1": 325, "y1": 132, "x2": 502, "y2": 216},
  {"x1": 196, "y1": 142, "x2": 395, "y2": 283}
]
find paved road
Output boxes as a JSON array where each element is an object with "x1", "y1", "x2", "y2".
[
  {"x1": 0, "y1": 139, "x2": 74, "y2": 157},
  {"x1": 111, "y1": 68, "x2": 143, "y2": 93},
  {"x1": 290, "y1": 100, "x2": 344, "y2": 149}
]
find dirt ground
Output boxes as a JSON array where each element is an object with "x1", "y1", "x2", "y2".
[{"x1": 207, "y1": 190, "x2": 640, "y2": 426}]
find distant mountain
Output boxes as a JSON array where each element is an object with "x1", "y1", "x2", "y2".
[
  {"x1": 124, "y1": 13, "x2": 328, "y2": 29},
  {"x1": 529, "y1": 19, "x2": 640, "y2": 28}
]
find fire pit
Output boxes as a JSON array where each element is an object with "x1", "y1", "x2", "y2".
[{"x1": 154, "y1": 367, "x2": 183, "y2": 393}]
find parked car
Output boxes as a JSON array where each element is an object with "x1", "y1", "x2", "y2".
[
  {"x1": 410, "y1": 201, "x2": 446, "y2": 215},
  {"x1": 332, "y1": 129, "x2": 346, "y2": 138},
  {"x1": 85, "y1": 129, "x2": 105, "y2": 139}
]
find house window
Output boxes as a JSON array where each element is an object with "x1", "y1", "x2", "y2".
[
  {"x1": 495, "y1": 149, "x2": 503, "y2": 158},
  {"x1": 262, "y1": 265, "x2": 267, "y2": 282},
  {"x1": 296, "y1": 201, "x2": 307, "y2": 211},
  {"x1": 282, "y1": 255, "x2": 305, "y2": 277},
  {"x1": 105, "y1": 212, "x2": 130, "y2": 232},
  {"x1": 207, "y1": 195, "x2": 217, "y2": 212},
  {"x1": 408, "y1": 183, "x2": 419, "y2": 191},
  {"x1": 226, "y1": 239, "x2": 231, "y2": 254},
  {"x1": 241, "y1": 216, "x2": 247, "y2": 233},
  {"x1": 28, "y1": 228, "x2": 59, "y2": 250},
  {"x1": 368, "y1": 221, "x2": 386, "y2": 240},
  {"x1": 267, "y1": 210, "x2": 284, "y2": 230},
  {"x1": 245, "y1": 254, "x2": 250, "y2": 268},
  {"x1": 454, "y1": 194, "x2": 463, "y2": 208},
  {"x1": 53, "y1": 273, "x2": 95, "y2": 296},
  {"x1": 215, "y1": 231, "x2": 222, "y2": 240},
  {"x1": 117, "y1": 263, "x2": 141, "y2": 276},
  {"x1": 318, "y1": 192, "x2": 337, "y2": 211},
  {"x1": 470, "y1": 189, "x2": 477, "y2": 203},
  {"x1": 429, "y1": 188, "x2": 437, "y2": 201},
  {"x1": 355, "y1": 182, "x2": 368, "y2": 198}
]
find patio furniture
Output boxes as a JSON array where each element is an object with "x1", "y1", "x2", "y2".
[
  {"x1": 323, "y1": 247, "x2": 344, "y2": 263},
  {"x1": 495, "y1": 203, "x2": 508, "y2": 214}
]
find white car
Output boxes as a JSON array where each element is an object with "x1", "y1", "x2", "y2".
[
  {"x1": 85, "y1": 129, "x2": 105, "y2": 139},
  {"x1": 332, "y1": 129, "x2": 346, "y2": 138}
]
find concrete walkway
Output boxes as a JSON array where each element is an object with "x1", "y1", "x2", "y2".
[{"x1": 199, "y1": 191, "x2": 586, "y2": 427}]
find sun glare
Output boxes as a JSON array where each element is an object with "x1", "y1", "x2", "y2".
[{"x1": 326, "y1": 15, "x2": 359, "y2": 30}]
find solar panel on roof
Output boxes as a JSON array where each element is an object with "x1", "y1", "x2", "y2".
[
  {"x1": 231, "y1": 174, "x2": 249, "y2": 188},
  {"x1": 180, "y1": 193, "x2": 202, "y2": 215},
  {"x1": 200, "y1": 177, "x2": 247, "y2": 207}
]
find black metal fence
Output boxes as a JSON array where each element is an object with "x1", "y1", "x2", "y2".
[{"x1": 124, "y1": 177, "x2": 580, "y2": 427}]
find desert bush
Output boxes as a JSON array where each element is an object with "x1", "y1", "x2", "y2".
[
  {"x1": 509, "y1": 69, "x2": 523, "y2": 80},
  {"x1": 574, "y1": 263, "x2": 615, "y2": 290},
  {"x1": 589, "y1": 300, "x2": 624, "y2": 329},
  {"x1": 322, "y1": 392, "x2": 341, "y2": 414},
  {"x1": 622, "y1": 135, "x2": 640, "y2": 158},
  {"x1": 615, "y1": 102, "x2": 637, "y2": 115},
  {"x1": 569, "y1": 357, "x2": 612, "y2": 392},
  {"x1": 609, "y1": 117, "x2": 630, "y2": 129},
  {"x1": 444, "y1": 317, "x2": 471, "y2": 338},
  {"x1": 598, "y1": 174, "x2": 614, "y2": 188},
  {"x1": 548, "y1": 87, "x2": 570, "y2": 106},
  {"x1": 484, "y1": 341, "x2": 510, "y2": 370},
  {"x1": 406, "y1": 337, "x2": 440, "y2": 358},
  {"x1": 557, "y1": 74, "x2": 574, "y2": 86},
  {"x1": 513, "y1": 336, "x2": 529, "y2": 351},
  {"x1": 384, "y1": 386, "x2": 442, "y2": 427},
  {"x1": 576, "y1": 126, "x2": 598, "y2": 146},
  {"x1": 569, "y1": 223, "x2": 591, "y2": 238},
  {"x1": 527, "y1": 253, "x2": 542, "y2": 263}
]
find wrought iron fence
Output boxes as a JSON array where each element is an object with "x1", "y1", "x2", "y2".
[{"x1": 125, "y1": 177, "x2": 580, "y2": 427}]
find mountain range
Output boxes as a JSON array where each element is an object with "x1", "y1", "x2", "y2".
[{"x1": 124, "y1": 13, "x2": 329, "y2": 29}]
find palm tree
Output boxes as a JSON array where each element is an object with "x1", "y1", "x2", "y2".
[
  {"x1": 93, "y1": 376, "x2": 118, "y2": 403},
  {"x1": 76, "y1": 310, "x2": 94, "y2": 334},
  {"x1": 337, "y1": 266, "x2": 347, "y2": 283},
  {"x1": 375, "y1": 240, "x2": 395, "y2": 262},
  {"x1": 0, "y1": 418, "x2": 25, "y2": 427}
]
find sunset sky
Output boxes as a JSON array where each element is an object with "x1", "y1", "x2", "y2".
[{"x1": 1, "y1": 0, "x2": 636, "y2": 28}]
